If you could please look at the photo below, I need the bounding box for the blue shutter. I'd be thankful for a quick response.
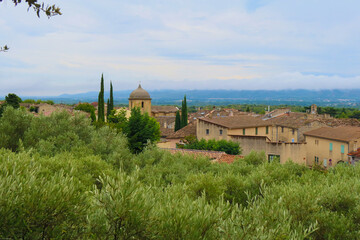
[329,143,333,151]
[341,145,345,154]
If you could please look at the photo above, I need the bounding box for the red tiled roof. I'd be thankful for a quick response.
[348,148,360,157]
[199,115,270,129]
[216,154,243,164]
[164,148,226,160]
[167,122,196,139]
[160,127,174,138]
[304,126,360,142]
[152,105,178,113]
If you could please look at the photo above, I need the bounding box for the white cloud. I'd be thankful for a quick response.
[0,0,360,96]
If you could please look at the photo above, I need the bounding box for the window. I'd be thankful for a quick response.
[243,129,246,135]
[255,127,258,135]
[329,143,333,152]
[292,129,295,135]
[315,140,319,145]
[266,126,269,134]
[341,145,345,154]
[268,155,280,163]
[206,129,209,135]
[141,101,144,108]
[219,129,223,135]
[281,127,284,133]
[315,156,319,164]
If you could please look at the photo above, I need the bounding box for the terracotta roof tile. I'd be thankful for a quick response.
[152,105,178,113]
[304,126,360,142]
[164,148,226,160]
[160,127,175,138]
[166,122,197,139]
[199,115,270,129]
[348,148,360,157]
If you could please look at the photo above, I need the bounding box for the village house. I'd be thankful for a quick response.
[304,126,360,167]
[21,103,74,116]
[195,111,360,165]
[348,148,360,165]
[158,122,197,148]
[196,114,311,164]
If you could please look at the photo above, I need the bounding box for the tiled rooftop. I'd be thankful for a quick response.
[304,126,360,142]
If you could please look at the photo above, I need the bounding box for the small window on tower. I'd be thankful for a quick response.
[142,101,144,108]
[220,129,223,135]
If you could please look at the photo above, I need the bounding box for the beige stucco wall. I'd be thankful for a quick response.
[129,99,151,115]
[266,142,307,165]
[305,135,359,166]
[230,136,307,165]
[274,126,298,143]
[197,120,228,141]
[157,139,179,149]
[228,126,274,139]
[152,112,177,117]
[230,136,268,155]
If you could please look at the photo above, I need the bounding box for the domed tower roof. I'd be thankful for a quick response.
[129,84,151,100]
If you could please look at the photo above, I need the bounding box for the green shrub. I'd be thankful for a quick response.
[0,107,33,151]
[183,138,242,155]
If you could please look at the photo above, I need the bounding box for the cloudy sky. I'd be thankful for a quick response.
[1,0,360,96]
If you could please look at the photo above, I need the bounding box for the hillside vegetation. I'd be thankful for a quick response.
[1,107,360,239]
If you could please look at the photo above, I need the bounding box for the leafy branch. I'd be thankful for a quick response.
[0,45,9,52]
[0,1,61,52]
[0,0,62,18]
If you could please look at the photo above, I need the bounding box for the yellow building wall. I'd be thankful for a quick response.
[129,99,151,115]
[152,112,177,117]
[305,136,357,166]
[197,120,228,141]
[275,126,298,143]
[228,126,274,140]
[157,139,179,149]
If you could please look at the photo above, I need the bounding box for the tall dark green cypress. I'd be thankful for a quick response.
[181,95,188,128]
[109,81,114,114]
[106,98,110,118]
[97,74,105,122]
[175,110,181,131]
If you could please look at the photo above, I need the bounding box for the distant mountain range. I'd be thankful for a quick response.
[23,89,360,107]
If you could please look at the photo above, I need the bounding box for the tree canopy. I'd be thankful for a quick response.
[124,108,160,154]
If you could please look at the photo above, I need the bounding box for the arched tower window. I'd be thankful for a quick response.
[142,101,144,108]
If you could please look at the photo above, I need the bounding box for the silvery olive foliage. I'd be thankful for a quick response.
[1,108,360,239]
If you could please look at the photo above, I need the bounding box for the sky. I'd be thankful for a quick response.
[1,0,360,96]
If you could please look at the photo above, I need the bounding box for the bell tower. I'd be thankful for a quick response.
[128,84,152,114]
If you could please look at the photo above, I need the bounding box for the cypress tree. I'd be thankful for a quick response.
[181,95,188,128]
[97,74,105,122]
[106,98,110,118]
[109,81,114,114]
[175,110,181,131]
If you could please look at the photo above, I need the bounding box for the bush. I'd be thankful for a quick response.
[0,151,89,239]
[183,138,242,155]
[23,111,93,155]
[0,107,33,151]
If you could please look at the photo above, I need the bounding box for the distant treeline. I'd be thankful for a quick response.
[197,104,360,119]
